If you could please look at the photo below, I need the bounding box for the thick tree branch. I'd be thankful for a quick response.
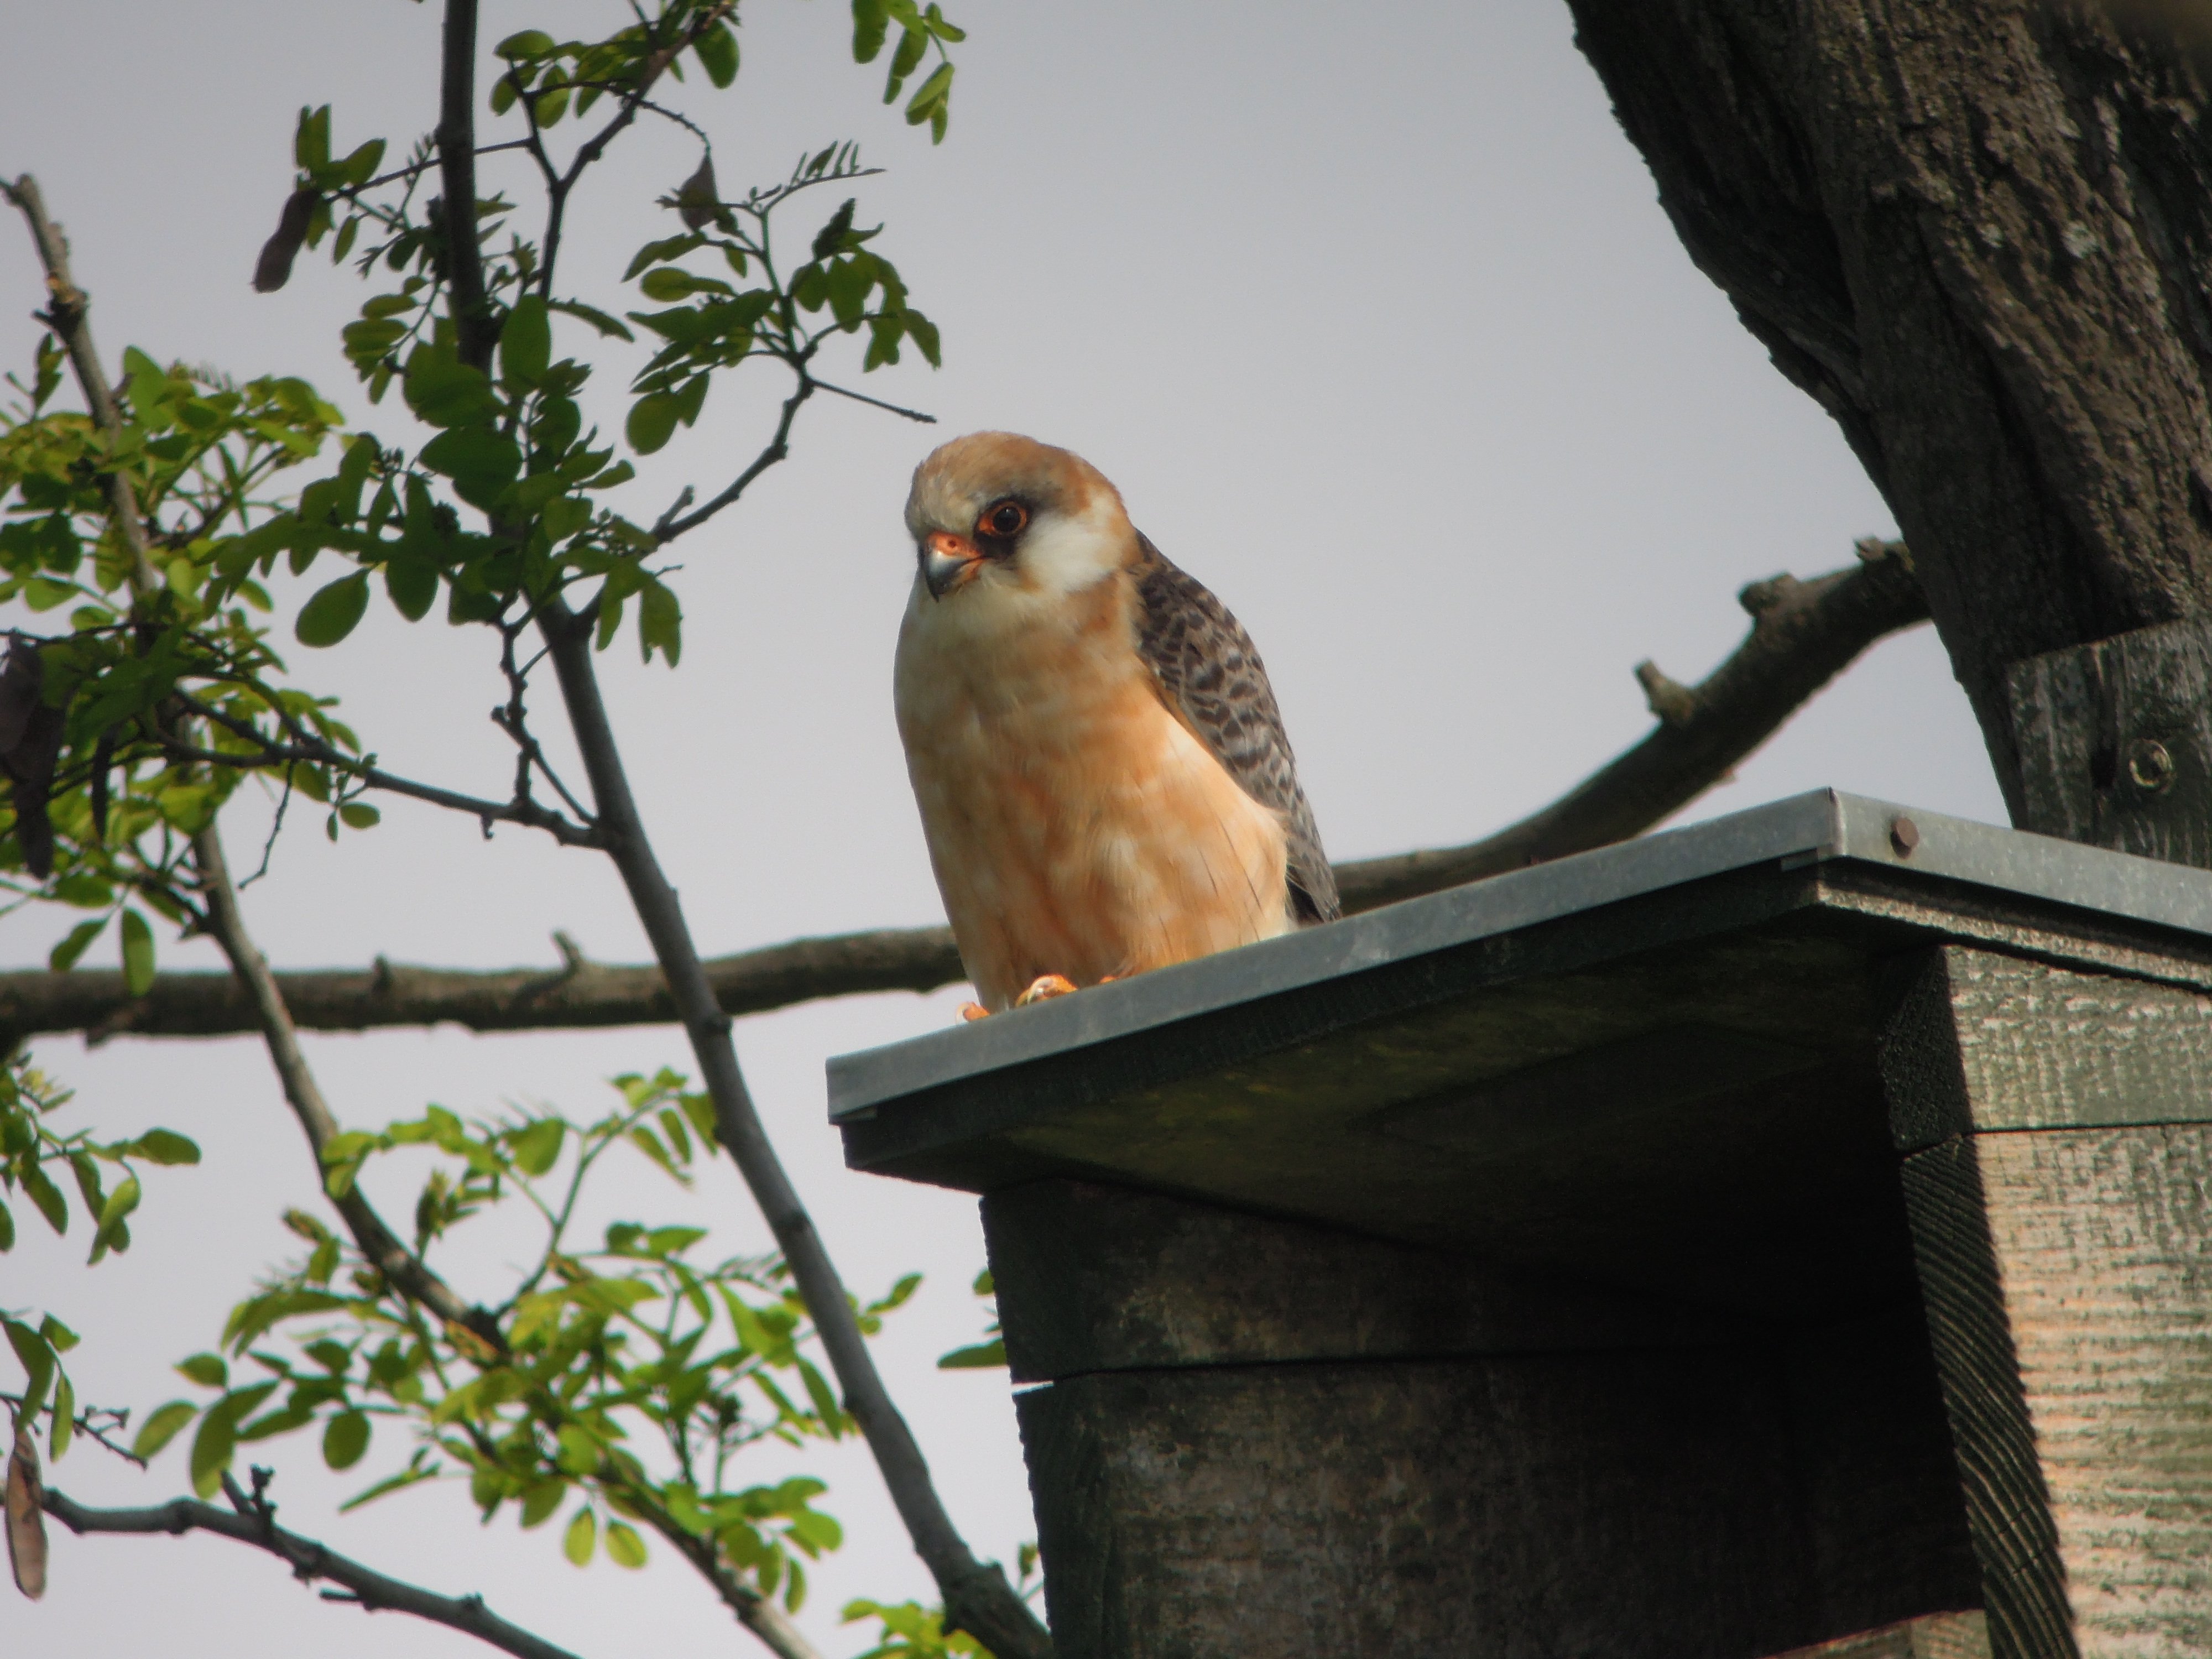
[43,1479,583,1659]
[2,542,1927,1042]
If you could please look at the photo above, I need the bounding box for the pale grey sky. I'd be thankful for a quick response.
[1,3,2003,1656]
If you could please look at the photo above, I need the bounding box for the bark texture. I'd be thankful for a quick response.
[1565,0,2212,826]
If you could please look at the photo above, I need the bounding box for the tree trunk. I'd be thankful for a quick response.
[1564,0,2212,856]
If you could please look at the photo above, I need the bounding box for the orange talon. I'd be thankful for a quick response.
[1014,973,1078,1006]
[956,1001,990,1024]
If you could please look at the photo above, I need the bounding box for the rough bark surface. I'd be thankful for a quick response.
[1564,0,2212,826]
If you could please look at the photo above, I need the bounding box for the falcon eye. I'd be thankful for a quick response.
[978,500,1029,540]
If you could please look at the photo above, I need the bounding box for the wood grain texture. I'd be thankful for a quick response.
[1020,1350,1820,1659]
[1969,1126,2212,1657]
[1882,948,2212,1150]
[1900,1136,2081,1659]
[980,1178,1747,1384]
[1765,1610,1991,1658]
[2010,619,2212,872]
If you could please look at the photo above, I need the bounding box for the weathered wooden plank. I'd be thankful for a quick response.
[1019,1349,1828,1659]
[980,1178,1747,1383]
[1898,1120,2212,1657]
[1882,948,2212,1149]
[1764,1610,1990,1658]
[1968,1126,2212,1657]
[1898,1135,2080,1659]
[2009,620,2212,873]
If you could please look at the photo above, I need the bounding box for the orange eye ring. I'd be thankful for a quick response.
[978,500,1028,539]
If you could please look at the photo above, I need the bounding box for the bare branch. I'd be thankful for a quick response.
[653,371,815,544]
[1331,538,1929,909]
[1,544,1927,1044]
[42,1480,584,1659]
[533,594,1053,1658]
[189,820,504,1349]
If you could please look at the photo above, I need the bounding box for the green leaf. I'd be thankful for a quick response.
[812,199,859,261]
[695,22,739,87]
[564,1507,597,1566]
[547,299,633,342]
[905,62,953,127]
[23,1166,66,1236]
[49,919,105,972]
[91,1174,140,1260]
[295,105,332,171]
[323,1410,371,1470]
[852,0,890,61]
[402,347,499,428]
[511,1118,565,1177]
[495,28,555,59]
[4,1320,55,1418]
[937,1337,1007,1369]
[638,578,681,666]
[128,1129,200,1166]
[0,1201,12,1251]
[338,803,381,830]
[626,394,682,456]
[605,1521,648,1568]
[385,554,439,623]
[500,295,552,389]
[337,139,387,189]
[133,1400,197,1460]
[177,1352,228,1389]
[519,1479,566,1530]
[296,572,371,647]
[119,908,155,997]
[796,1357,844,1436]
[420,426,522,511]
[51,1370,75,1459]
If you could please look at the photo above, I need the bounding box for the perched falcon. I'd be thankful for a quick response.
[894,431,1338,1015]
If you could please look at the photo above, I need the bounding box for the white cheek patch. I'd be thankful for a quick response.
[1014,506,1124,597]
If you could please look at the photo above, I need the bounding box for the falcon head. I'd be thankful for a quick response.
[905,431,1135,602]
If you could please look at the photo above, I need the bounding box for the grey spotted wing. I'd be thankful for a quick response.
[1131,535,1340,923]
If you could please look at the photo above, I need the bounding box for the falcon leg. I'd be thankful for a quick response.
[957,1001,990,1023]
[1015,974,1079,1006]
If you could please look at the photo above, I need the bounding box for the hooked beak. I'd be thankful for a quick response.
[921,530,983,600]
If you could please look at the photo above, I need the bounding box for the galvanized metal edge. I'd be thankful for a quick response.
[826,789,2212,1121]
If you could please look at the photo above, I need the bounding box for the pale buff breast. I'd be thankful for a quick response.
[895,570,1292,1012]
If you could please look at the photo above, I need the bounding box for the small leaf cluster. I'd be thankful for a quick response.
[0,1048,199,1462]
[492,4,743,127]
[851,0,966,141]
[935,1266,1005,1370]
[132,1068,917,1615]
[0,335,378,972]
[843,1546,1043,1657]
[0,1047,200,1268]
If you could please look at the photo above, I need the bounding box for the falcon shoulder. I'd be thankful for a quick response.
[1130,533,1340,924]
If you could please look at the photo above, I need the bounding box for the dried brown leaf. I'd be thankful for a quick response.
[7,1427,48,1599]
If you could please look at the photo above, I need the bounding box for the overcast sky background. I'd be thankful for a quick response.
[2,3,2008,1656]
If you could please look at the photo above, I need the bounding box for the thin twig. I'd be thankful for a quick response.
[42,1482,583,1659]
[809,377,937,424]
[653,371,815,545]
